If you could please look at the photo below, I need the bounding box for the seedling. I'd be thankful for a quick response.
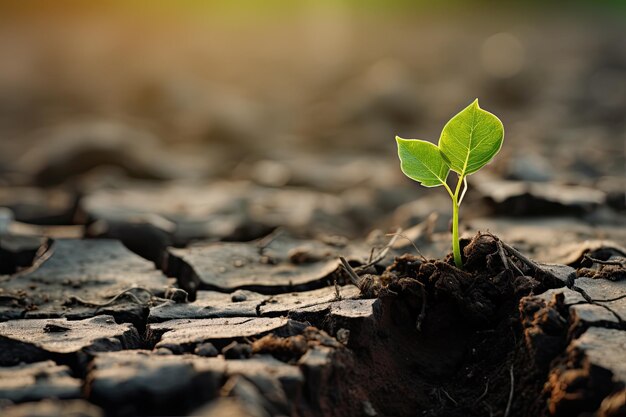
[396,99,504,268]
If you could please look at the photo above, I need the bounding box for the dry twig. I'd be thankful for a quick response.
[355,228,402,272]
[256,228,284,254]
[339,256,362,286]
[384,232,427,262]
[492,236,525,276]
[334,275,342,301]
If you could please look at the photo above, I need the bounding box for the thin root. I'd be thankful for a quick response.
[416,284,427,332]
[590,294,626,303]
[68,287,164,311]
[583,254,626,266]
[474,380,489,404]
[440,388,458,406]
[504,364,515,417]
[569,285,624,325]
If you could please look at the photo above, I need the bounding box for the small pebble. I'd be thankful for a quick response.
[336,328,350,345]
[231,291,248,302]
[156,344,183,354]
[154,347,174,355]
[194,342,219,357]
[222,341,252,359]
[164,287,189,303]
[363,400,377,416]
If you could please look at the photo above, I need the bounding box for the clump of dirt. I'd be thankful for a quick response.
[543,347,617,417]
[577,264,626,281]
[326,232,567,417]
[574,248,626,281]
[251,327,343,363]
[519,293,569,369]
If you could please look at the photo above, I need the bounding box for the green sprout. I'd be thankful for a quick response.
[396,99,504,269]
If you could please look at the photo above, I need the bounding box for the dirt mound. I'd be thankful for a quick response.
[329,233,569,417]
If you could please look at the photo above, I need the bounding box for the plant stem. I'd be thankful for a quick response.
[451,194,462,268]
[451,174,465,269]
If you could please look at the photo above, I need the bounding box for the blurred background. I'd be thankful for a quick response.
[0,1,624,259]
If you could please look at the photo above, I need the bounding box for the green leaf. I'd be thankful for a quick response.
[438,99,504,176]
[396,136,450,187]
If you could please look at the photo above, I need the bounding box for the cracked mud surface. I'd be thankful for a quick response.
[0,230,624,417]
[1,5,626,416]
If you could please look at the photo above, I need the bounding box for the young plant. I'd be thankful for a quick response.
[396,99,504,269]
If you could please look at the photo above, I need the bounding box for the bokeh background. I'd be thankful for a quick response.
[0,1,624,256]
